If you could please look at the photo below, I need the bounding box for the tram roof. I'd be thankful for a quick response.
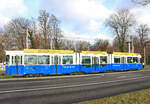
[24,49,74,54]
[113,52,139,56]
[81,51,107,55]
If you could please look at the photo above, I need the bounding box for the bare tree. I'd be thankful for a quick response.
[5,17,31,49]
[0,33,12,62]
[107,9,135,52]
[38,10,50,49]
[136,24,150,54]
[49,14,62,49]
[60,40,75,50]
[131,35,141,53]
[75,41,90,51]
[28,30,34,49]
[132,0,150,5]
[0,34,4,63]
[91,39,110,51]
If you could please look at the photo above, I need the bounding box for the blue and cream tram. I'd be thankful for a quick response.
[5,49,78,75]
[5,49,143,75]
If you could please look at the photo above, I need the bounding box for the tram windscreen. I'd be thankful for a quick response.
[63,56,73,64]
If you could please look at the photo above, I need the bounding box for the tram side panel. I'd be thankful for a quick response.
[111,54,142,71]
[5,52,79,75]
[79,52,109,73]
[23,53,78,75]
[111,54,123,71]
[99,55,110,72]
[79,53,95,73]
[5,51,25,75]
[5,65,24,75]
[57,53,79,74]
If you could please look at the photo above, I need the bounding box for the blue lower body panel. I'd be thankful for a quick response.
[111,64,124,71]
[111,63,142,71]
[79,64,110,73]
[5,63,142,75]
[5,65,79,75]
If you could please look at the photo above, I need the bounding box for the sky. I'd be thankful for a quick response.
[0,0,150,42]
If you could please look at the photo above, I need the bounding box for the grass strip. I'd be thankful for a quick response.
[78,88,150,104]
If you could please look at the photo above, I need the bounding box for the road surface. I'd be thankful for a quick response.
[0,70,150,104]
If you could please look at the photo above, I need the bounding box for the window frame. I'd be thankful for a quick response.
[62,55,73,65]
[100,56,107,64]
[133,57,138,63]
[127,57,133,63]
[81,56,91,65]
[24,55,37,65]
[114,56,121,64]
[6,55,10,65]
[38,55,50,65]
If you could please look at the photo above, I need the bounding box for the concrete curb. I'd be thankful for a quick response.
[0,69,149,81]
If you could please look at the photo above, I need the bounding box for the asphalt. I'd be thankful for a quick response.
[0,70,150,104]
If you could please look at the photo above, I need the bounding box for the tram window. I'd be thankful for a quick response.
[6,55,10,65]
[15,56,21,65]
[21,56,22,64]
[124,57,127,63]
[54,56,58,64]
[121,57,124,63]
[82,56,91,65]
[114,57,120,63]
[59,56,61,64]
[38,55,49,64]
[100,56,107,64]
[51,56,54,64]
[127,57,133,63]
[133,57,138,63]
[92,57,99,64]
[12,56,14,65]
[24,56,28,65]
[15,56,17,64]
[63,56,73,64]
[24,55,37,65]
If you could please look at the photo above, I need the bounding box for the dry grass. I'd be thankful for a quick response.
[78,89,150,104]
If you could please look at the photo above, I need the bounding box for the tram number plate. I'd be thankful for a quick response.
[63,66,75,69]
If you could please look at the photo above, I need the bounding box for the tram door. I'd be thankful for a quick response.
[12,55,22,75]
[93,56,99,72]
[54,56,58,73]
[121,57,125,70]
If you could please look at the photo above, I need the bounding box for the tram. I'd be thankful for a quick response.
[5,49,142,75]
